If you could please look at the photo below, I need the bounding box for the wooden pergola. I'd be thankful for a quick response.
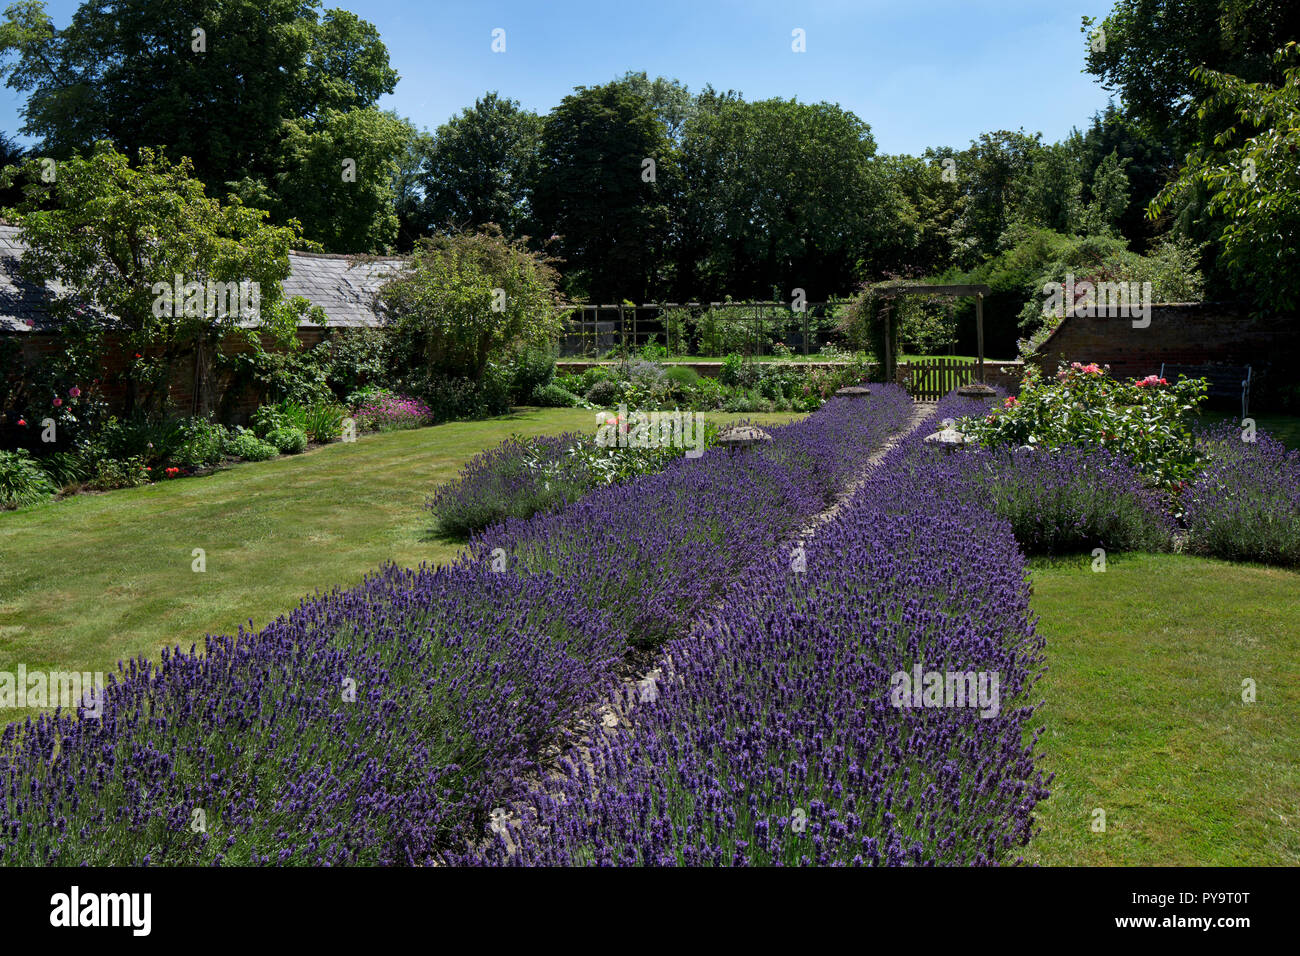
[872,283,992,384]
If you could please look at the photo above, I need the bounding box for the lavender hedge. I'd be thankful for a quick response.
[0,563,628,865]
[427,432,598,537]
[1,387,914,865]
[464,394,1051,866]
[1185,423,1300,566]
[470,388,916,649]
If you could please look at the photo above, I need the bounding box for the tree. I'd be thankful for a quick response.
[1071,103,1178,250]
[949,130,1043,264]
[876,152,961,277]
[1150,43,1300,313]
[1016,141,1085,236]
[379,227,563,383]
[417,93,542,237]
[677,96,902,299]
[531,81,672,302]
[1082,0,1300,151]
[1078,149,1132,236]
[0,0,400,249]
[235,108,414,253]
[618,71,695,143]
[4,141,302,415]
[0,128,25,206]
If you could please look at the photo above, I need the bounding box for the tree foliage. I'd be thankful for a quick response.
[531,80,672,302]
[1151,43,1300,312]
[417,93,542,237]
[4,141,301,414]
[0,0,401,251]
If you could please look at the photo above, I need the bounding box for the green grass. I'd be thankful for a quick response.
[0,406,803,723]
[1026,551,1300,865]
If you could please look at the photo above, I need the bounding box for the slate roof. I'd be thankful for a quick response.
[0,222,407,333]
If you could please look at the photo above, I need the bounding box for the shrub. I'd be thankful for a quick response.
[86,455,150,491]
[380,227,563,381]
[723,388,769,413]
[353,394,432,432]
[663,365,699,389]
[251,401,308,439]
[718,353,746,387]
[529,382,581,407]
[959,362,1207,491]
[322,327,390,400]
[97,414,186,466]
[583,378,621,407]
[228,430,279,462]
[429,433,597,537]
[0,449,57,508]
[690,376,725,410]
[504,345,558,404]
[266,427,309,455]
[172,418,228,469]
[1184,424,1300,566]
[956,445,1174,553]
[430,424,721,538]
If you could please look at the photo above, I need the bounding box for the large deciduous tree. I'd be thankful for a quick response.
[1150,43,1300,313]
[417,93,542,238]
[1083,0,1300,151]
[531,81,672,303]
[0,0,402,251]
[677,95,902,299]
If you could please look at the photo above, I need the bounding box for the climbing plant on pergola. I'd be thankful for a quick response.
[872,282,992,384]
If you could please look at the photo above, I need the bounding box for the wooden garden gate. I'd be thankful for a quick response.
[908,358,976,400]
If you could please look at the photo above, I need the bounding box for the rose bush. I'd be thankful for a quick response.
[958,362,1207,491]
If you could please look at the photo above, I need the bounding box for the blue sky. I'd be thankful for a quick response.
[0,0,1117,156]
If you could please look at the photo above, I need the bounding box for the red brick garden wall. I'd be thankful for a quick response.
[3,327,330,423]
[1027,303,1299,381]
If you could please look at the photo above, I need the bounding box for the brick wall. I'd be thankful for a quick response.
[1027,303,1300,382]
[4,327,331,423]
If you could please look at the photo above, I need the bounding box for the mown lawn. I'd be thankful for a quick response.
[0,406,803,722]
[1026,551,1300,865]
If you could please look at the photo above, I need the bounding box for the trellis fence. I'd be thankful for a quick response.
[558,301,848,358]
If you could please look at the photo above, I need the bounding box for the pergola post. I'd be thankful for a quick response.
[976,292,985,383]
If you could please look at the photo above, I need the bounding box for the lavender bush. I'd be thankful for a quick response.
[465,394,1050,866]
[428,427,717,538]
[1184,423,1300,566]
[949,445,1174,554]
[0,562,627,865]
[1,385,914,865]
[428,433,597,537]
[471,388,917,649]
